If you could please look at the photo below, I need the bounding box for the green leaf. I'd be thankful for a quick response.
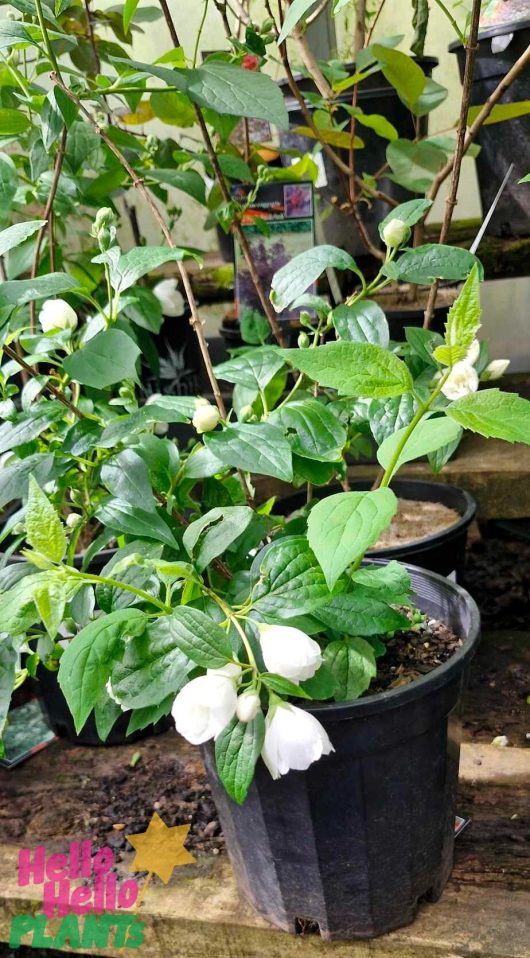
[62,419,102,456]
[214,348,285,391]
[100,246,199,294]
[377,415,463,477]
[0,402,64,454]
[410,77,448,117]
[110,616,192,709]
[307,488,398,589]
[123,0,140,33]
[379,199,432,240]
[26,476,66,562]
[58,608,147,733]
[351,560,411,596]
[94,692,122,743]
[282,342,413,398]
[65,121,100,174]
[428,428,463,473]
[1,272,80,305]
[205,423,293,481]
[387,139,446,192]
[277,0,318,42]
[331,300,389,347]
[0,638,17,743]
[300,661,336,699]
[446,389,530,444]
[183,506,253,571]
[442,263,482,361]
[345,109,397,141]
[251,535,332,618]
[0,220,45,257]
[148,168,206,202]
[33,576,69,639]
[271,245,359,312]
[126,695,174,734]
[369,393,416,445]
[323,637,377,701]
[186,62,289,130]
[316,588,410,635]
[0,453,55,509]
[156,606,234,668]
[405,327,444,365]
[215,713,265,804]
[260,673,311,698]
[468,100,530,126]
[63,329,141,388]
[411,0,429,57]
[390,244,480,285]
[269,397,346,461]
[372,45,426,106]
[96,499,179,549]
[101,449,156,513]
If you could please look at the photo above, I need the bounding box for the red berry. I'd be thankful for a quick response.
[241,53,260,71]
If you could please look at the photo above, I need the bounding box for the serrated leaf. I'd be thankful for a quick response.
[260,673,311,698]
[369,394,416,445]
[186,62,289,130]
[271,245,359,311]
[446,389,530,444]
[307,489,398,589]
[214,348,285,391]
[351,560,411,597]
[57,608,148,732]
[215,713,265,804]
[377,415,462,477]
[96,499,179,549]
[1,273,80,305]
[0,220,45,258]
[63,329,141,388]
[26,476,66,562]
[331,300,389,347]
[101,449,156,513]
[405,326,444,366]
[251,535,332,618]
[110,616,192,709]
[315,588,410,636]
[390,244,480,285]
[155,606,234,668]
[0,402,64,454]
[379,199,432,239]
[323,637,377,701]
[183,506,253,571]
[443,263,482,359]
[269,397,346,462]
[204,423,293,482]
[282,342,413,399]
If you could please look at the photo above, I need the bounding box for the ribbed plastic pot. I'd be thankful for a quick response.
[450,22,530,235]
[35,665,173,746]
[277,479,476,579]
[278,59,438,258]
[203,562,480,940]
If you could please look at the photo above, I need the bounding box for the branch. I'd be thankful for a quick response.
[423,0,482,329]
[51,74,227,419]
[29,127,67,332]
[1,343,85,419]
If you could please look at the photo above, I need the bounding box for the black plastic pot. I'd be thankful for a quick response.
[203,562,480,940]
[279,59,438,258]
[450,21,530,235]
[276,480,476,578]
[35,665,173,747]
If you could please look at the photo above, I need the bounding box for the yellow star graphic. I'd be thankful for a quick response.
[126,812,196,883]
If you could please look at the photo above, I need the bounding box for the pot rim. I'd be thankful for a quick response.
[449,20,530,49]
[304,559,480,720]
[279,478,477,557]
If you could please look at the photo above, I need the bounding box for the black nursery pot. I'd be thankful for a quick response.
[277,479,476,579]
[450,21,530,235]
[35,665,173,747]
[279,58,438,258]
[203,563,480,940]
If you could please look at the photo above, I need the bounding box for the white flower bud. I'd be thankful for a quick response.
[482,358,510,381]
[154,422,169,436]
[153,278,185,318]
[258,623,322,684]
[262,703,334,780]
[65,513,82,530]
[192,403,220,434]
[171,674,237,745]
[441,361,479,401]
[39,299,78,334]
[382,218,410,248]
[236,689,261,722]
[105,679,127,712]
[491,734,509,748]
[465,339,480,365]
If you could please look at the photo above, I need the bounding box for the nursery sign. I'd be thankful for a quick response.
[8,812,195,951]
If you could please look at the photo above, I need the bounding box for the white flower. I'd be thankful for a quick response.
[65,513,82,529]
[39,299,78,333]
[171,674,237,745]
[382,218,409,248]
[153,278,185,317]
[465,339,480,365]
[236,689,261,722]
[441,361,479,401]
[258,623,322,684]
[482,358,510,381]
[262,703,334,780]
[192,403,220,434]
[207,662,242,681]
